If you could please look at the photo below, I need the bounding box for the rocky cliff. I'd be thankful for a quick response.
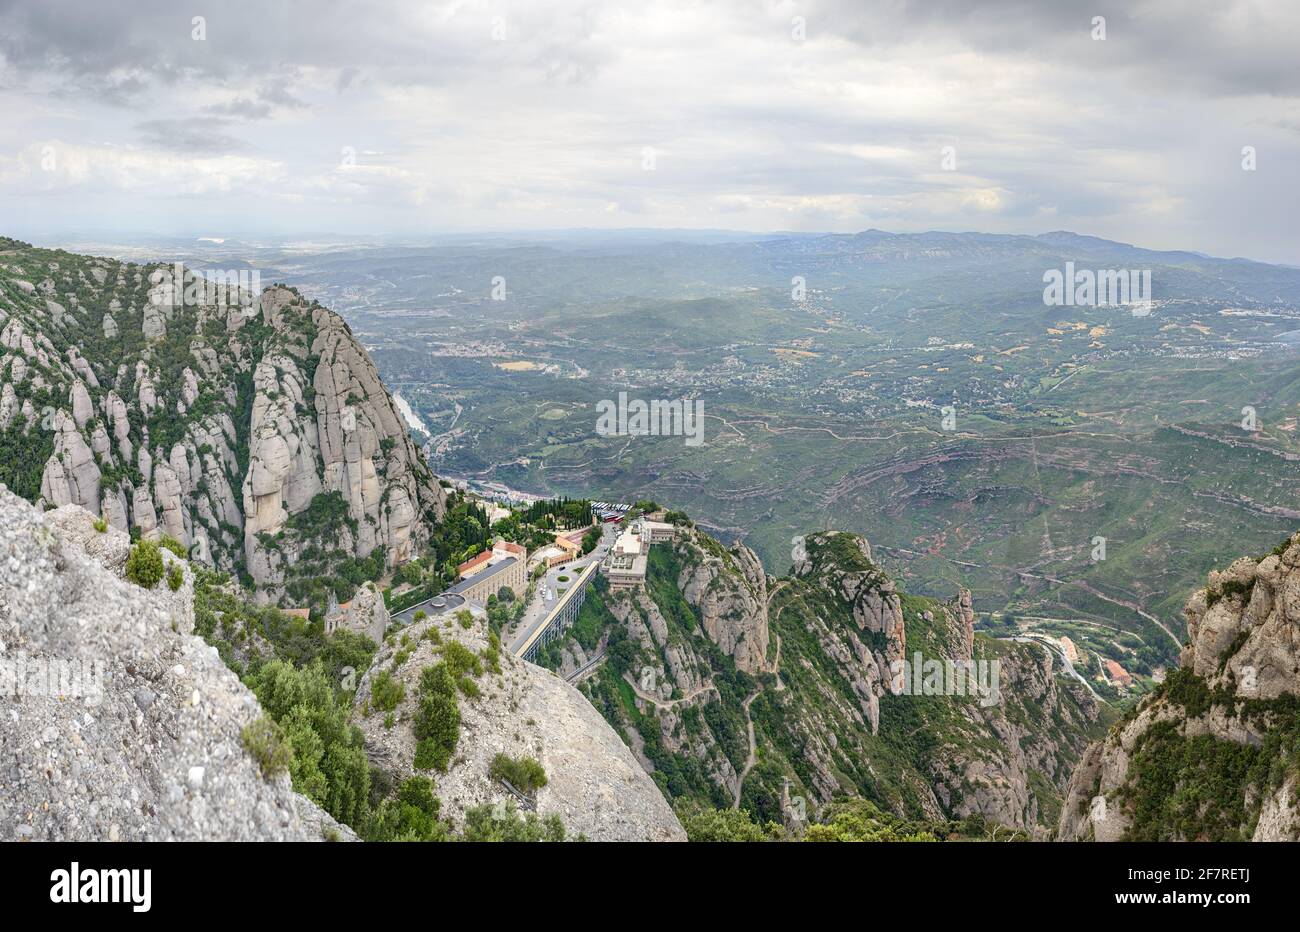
[0,240,445,605]
[1058,532,1300,841]
[543,524,1103,833]
[0,489,350,841]
[674,532,772,675]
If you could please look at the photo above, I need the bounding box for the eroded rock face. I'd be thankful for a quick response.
[0,246,446,601]
[1058,532,1300,841]
[0,490,344,841]
[1254,775,1300,841]
[674,529,771,674]
[581,525,1099,834]
[39,412,102,517]
[794,531,906,669]
[240,287,446,599]
[353,609,686,842]
[330,581,388,645]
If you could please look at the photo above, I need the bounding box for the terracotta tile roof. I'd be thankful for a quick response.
[457,549,493,575]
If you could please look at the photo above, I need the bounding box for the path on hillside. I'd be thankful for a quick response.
[1015,570,1182,648]
[769,634,784,688]
[733,688,761,809]
[624,674,718,710]
[1014,615,1150,645]
[766,580,792,684]
[730,585,793,807]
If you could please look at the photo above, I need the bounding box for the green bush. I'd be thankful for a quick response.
[371,670,406,712]
[242,715,293,778]
[364,776,449,842]
[246,660,371,827]
[460,801,566,841]
[441,641,483,679]
[489,753,548,793]
[167,564,184,592]
[412,663,460,772]
[125,540,165,589]
[677,805,784,841]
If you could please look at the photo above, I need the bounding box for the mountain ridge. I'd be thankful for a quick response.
[0,240,446,608]
[537,523,1107,834]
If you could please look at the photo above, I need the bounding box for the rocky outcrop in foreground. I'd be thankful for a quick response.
[0,489,348,840]
[1058,532,1300,841]
[354,609,686,842]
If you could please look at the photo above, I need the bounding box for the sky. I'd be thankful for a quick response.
[1,0,1298,263]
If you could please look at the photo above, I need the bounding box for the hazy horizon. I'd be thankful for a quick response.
[10,225,1298,271]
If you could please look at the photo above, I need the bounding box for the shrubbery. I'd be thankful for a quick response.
[412,663,460,772]
[125,539,165,588]
[441,640,482,678]
[242,715,292,778]
[246,660,371,827]
[488,753,548,793]
[676,799,944,842]
[158,535,187,559]
[371,670,406,712]
[460,801,566,841]
[363,776,449,842]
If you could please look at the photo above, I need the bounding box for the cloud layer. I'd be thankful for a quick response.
[1,0,1297,262]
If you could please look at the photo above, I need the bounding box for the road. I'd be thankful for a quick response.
[1005,633,1102,700]
[505,524,616,656]
[1014,569,1183,649]
[624,674,719,710]
[564,643,607,685]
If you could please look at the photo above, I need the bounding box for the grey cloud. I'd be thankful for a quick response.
[200,81,308,121]
[4,0,1296,102]
[0,0,598,96]
[202,97,273,120]
[812,0,1300,97]
[257,81,308,110]
[135,118,248,154]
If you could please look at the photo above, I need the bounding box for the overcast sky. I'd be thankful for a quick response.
[2,0,1298,262]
